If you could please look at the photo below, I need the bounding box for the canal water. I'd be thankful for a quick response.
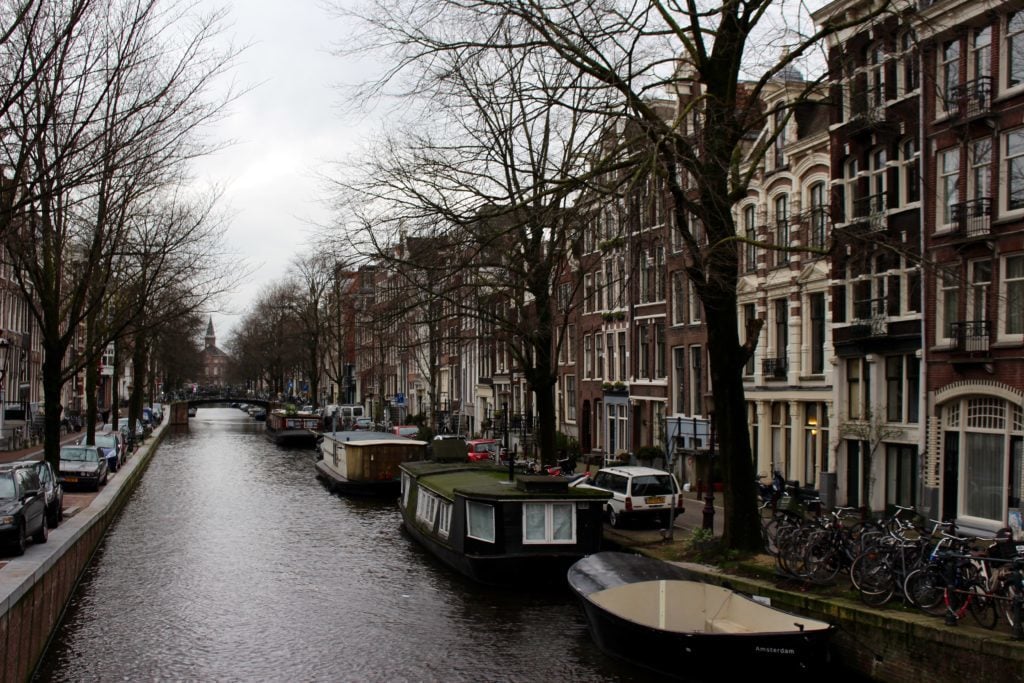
[34,407,646,681]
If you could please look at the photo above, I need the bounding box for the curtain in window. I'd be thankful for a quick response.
[965,432,1005,520]
[552,504,573,541]
[467,502,495,542]
[524,504,546,541]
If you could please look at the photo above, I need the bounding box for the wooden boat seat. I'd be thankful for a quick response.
[706,618,750,634]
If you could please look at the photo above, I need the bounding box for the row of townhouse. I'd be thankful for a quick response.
[342,0,1024,535]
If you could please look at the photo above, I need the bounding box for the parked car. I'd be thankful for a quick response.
[391,425,420,439]
[118,417,147,440]
[466,438,501,462]
[58,444,109,491]
[0,464,48,554]
[81,431,126,472]
[576,466,684,528]
[31,461,63,528]
[352,417,375,431]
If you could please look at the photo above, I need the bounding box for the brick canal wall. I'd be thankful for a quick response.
[0,423,168,683]
[663,561,1024,682]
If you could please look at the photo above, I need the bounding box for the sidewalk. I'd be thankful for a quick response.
[0,425,101,465]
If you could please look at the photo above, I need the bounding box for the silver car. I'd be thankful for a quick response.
[58,445,109,492]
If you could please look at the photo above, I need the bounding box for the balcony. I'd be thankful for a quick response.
[947,78,992,122]
[762,356,788,381]
[851,193,887,232]
[950,320,991,356]
[950,197,992,239]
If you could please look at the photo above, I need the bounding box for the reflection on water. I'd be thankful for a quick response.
[35,407,644,681]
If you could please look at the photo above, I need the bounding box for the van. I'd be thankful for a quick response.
[323,404,365,429]
[576,466,684,528]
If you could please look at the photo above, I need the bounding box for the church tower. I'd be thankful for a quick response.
[205,317,216,350]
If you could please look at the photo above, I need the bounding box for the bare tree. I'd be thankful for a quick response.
[337,0,894,550]
[330,28,609,462]
[0,0,239,468]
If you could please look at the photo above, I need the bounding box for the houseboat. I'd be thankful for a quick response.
[399,460,612,586]
[315,431,426,496]
[265,408,321,448]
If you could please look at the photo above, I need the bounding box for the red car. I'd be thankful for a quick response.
[467,439,502,462]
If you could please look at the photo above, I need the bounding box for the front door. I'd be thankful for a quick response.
[942,431,960,522]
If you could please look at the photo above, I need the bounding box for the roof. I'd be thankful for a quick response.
[596,465,676,477]
[401,461,612,501]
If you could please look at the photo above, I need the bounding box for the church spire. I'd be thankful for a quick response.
[205,316,215,349]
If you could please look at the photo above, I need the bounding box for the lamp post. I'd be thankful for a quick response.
[703,392,716,532]
[0,338,8,447]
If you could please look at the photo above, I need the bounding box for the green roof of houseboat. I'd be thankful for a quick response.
[401,461,611,501]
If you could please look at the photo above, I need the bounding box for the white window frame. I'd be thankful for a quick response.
[565,375,576,422]
[1006,11,1024,92]
[521,502,577,544]
[938,268,961,343]
[938,147,960,229]
[970,137,992,202]
[401,473,411,508]
[1004,128,1024,214]
[416,488,440,526]
[939,39,960,115]
[967,258,991,324]
[466,501,496,543]
[438,501,453,539]
[999,253,1024,341]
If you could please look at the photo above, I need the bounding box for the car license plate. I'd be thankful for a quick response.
[646,496,665,505]
[63,476,78,483]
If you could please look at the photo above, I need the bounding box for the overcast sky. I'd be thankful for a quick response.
[194,0,369,347]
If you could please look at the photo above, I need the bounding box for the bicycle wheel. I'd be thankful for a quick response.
[904,567,946,615]
[968,586,999,629]
[852,550,894,606]
[804,533,841,585]
[761,517,781,556]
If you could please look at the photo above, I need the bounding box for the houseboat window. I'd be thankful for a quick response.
[522,503,576,544]
[438,501,453,539]
[416,490,439,526]
[401,473,411,508]
[466,501,495,543]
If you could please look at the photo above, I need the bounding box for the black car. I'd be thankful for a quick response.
[0,464,48,555]
[32,460,64,528]
[58,444,109,491]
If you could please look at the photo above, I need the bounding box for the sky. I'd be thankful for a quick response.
[192,0,371,347]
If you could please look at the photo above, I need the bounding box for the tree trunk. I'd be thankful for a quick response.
[42,340,65,470]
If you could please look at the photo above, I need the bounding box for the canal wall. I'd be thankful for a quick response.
[0,422,169,683]
[638,553,1024,682]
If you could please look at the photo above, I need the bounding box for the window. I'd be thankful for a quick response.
[674,347,686,412]
[595,334,604,379]
[584,335,592,378]
[773,108,785,168]
[466,501,495,542]
[744,204,757,271]
[885,356,904,423]
[690,346,703,416]
[584,275,593,313]
[847,358,864,420]
[809,293,825,375]
[886,444,918,508]
[968,259,991,323]
[1009,12,1024,89]
[1006,128,1024,211]
[567,324,576,363]
[809,183,827,250]
[607,332,616,381]
[639,249,650,302]
[522,503,575,544]
[773,194,789,267]
[773,298,788,363]
[970,138,991,202]
[940,39,960,113]
[943,397,1024,524]
[637,324,649,379]
[973,27,991,80]
[939,268,961,341]
[654,245,665,301]
[868,148,887,216]
[688,280,702,323]
[416,489,440,526]
[771,402,791,479]
[672,271,686,325]
[566,375,576,421]
[900,139,920,205]
[1003,254,1024,337]
[618,332,626,381]
[402,473,411,508]
[438,501,453,539]
[655,323,666,378]
[867,44,885,110]
[743,304,756,376]
[939,148,960,226]
[899,31,918,95]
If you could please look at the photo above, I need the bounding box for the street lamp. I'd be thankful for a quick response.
[703,392,716,532]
